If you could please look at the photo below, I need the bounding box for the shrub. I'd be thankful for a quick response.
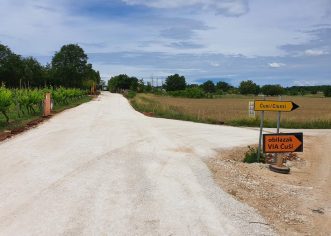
[261,84,285,96]
[243,146,265,163]
[125,90,137,99]
[167,87,207,98]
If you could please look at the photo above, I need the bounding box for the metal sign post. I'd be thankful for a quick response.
[257,95,265,162]
[254,97,302,173]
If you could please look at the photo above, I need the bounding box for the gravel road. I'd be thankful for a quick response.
[0,92,275,235]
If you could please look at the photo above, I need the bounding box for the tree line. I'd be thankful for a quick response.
[0,43,100,89]
[108,73,331,97]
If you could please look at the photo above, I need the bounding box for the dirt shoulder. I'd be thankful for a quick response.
[206,133,331,236]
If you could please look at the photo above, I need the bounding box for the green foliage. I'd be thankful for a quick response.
[0,88,90,131]
[125,90,137,99]
[201,80,216,93]
[324,86,331,97]
[130,96,199,123]
[51,44,100,88]
[108,74,138,92]
[261,84,285,96]
[0,44,24,87]
[0,43,100,89]
[216,81,232,92]
[145,82,152,92]
[164,74,186,91]
[167,87,207,98]
[0,87,86,123]
[0,86,12,122]
[243,146,264,163]
[51,87,86,105]
[239,80,260,95]
[137,79,145,92]
[227,117,331,129]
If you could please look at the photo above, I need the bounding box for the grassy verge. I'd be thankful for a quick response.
[128,93,331,129]
[227,117,331,129]
[0,96,92,132]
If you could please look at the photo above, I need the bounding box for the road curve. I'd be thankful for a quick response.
[0,92,275,235]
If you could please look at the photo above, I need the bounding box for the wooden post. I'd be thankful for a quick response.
[43,93,51,117]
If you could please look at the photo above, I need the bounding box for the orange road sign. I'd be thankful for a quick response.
[263,133,303,153]
[254,100,299,112]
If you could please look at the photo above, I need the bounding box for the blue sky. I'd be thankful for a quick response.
[0,0,330,86]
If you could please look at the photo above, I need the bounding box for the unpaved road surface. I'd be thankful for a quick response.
[0,92,277,235]
[208,131,331,236]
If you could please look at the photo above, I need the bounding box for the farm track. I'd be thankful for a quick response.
[0,92,326,235]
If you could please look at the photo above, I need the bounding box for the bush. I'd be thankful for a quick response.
[261,84,285,96]
[167,87,206,98]
[243,146,265,163]
[125,90,137,99]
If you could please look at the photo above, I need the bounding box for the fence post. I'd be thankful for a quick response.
[43,93,51,117]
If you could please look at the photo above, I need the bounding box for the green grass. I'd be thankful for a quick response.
[0,96,92,132]
[227,117,331,129]
[130,96,200,123]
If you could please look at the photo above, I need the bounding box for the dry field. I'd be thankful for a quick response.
[131,94,331,128]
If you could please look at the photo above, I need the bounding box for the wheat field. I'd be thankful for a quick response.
[132,94,331,127]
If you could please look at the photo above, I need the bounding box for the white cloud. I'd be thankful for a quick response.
[268,62,286,68]
[293,80,316,86]
[304,49,329,56]
[209,62,220,67]
[121,0,249,16]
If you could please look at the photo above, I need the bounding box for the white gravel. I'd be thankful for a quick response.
[0,92,275,235]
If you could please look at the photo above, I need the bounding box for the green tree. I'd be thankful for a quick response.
[216,81,231,92]
[261,84,285,96]
[239,80,260,95]
[164,74,186,91]
[21,57,45,87]
[324,86,331,97]
[0,44,24,87]
[108,74,138,92]
[137,79,145,92]
[202,80,215,93]
[51,44,89,88]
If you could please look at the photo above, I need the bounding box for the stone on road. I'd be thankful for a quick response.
[0,92,275,235]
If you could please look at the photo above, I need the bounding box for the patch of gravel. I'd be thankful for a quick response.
[206,146,320,235]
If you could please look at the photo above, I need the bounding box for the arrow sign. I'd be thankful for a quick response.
[254,100,299,112]
[263,133,303,153]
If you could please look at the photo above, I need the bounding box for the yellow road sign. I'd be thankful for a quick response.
[254,100,299,112]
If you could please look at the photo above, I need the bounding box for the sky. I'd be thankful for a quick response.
[0,0,331,86]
